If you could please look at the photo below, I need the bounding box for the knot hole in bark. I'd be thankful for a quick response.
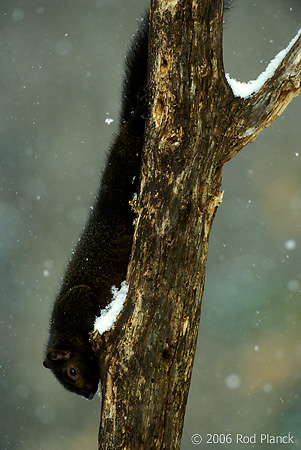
[154,96,164,124]
[160,56,168,74]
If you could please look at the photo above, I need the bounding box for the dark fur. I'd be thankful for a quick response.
[43,16,149,399]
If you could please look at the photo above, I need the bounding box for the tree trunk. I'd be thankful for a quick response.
[92,1,301,448]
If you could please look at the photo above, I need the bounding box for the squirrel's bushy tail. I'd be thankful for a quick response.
[120,13,149,126]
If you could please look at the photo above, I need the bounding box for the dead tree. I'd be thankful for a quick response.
[92,1,301,448]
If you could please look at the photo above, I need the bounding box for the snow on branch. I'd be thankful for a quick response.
[223,29,301,162]
[227,28,301,99]
[94,281,128,334]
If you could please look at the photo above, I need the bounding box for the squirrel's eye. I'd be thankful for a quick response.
[69,367,77,377]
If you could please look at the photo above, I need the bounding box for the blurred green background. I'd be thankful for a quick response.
[0,0,300,449]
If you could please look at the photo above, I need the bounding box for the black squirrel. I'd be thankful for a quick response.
[43,3,231,400]
[43,16,149,400]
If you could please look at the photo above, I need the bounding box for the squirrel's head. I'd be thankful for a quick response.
[43,347,100,400]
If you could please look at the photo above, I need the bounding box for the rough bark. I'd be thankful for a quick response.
[92,1,301,449]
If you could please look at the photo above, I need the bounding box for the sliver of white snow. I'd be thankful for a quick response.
[226,28,301,98]
[94,281,129,334]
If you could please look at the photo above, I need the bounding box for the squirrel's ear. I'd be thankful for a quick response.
[43,359,51,369]
[47,350,71,362]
